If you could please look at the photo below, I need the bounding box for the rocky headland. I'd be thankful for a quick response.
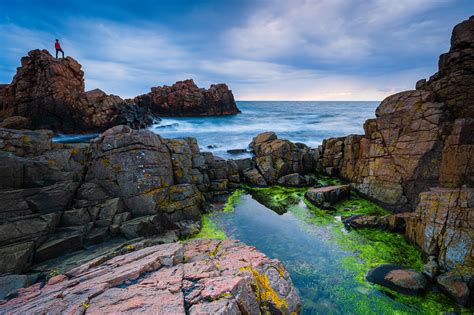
[0,15,473,312]
[0,50,240,133]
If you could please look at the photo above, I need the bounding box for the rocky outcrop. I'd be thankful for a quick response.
[315,16,474,212]
[0,239,301,314]
[313,16,474,282]
[0,126,241,274]
[129,79,240,116]
[249,132,316,185]
[0,50,239,133]
[0,50,153,133]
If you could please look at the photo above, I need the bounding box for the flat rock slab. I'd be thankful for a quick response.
[305,185,350,209]
[366,263,428,296]
[0,239,301,314]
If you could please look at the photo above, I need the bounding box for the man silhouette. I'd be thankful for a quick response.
[55,39,64,59]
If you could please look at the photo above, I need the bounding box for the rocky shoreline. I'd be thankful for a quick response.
[0,15,472,313]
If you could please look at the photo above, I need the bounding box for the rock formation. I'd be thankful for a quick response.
[0,50,153,132]
[0,239,301,314]
[0,50,239,133]
[314,16,474,297]
[130,79,240,116]
[246,131,316,186]
[0,126,240,274]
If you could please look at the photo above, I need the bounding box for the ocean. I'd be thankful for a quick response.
[150,101,379,159]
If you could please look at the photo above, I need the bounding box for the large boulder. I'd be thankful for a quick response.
[129,79,240,116]
[250,132,316,185]
[0,239,301,315]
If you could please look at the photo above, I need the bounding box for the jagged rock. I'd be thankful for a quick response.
[366,264,429,295]
[0,50,153,133]
[405,187,474,272]
[421,16,474,119]
[242,168,267,186]
[0,239,300,314]
[436,272,472,306]
[129,79,240,116]
[305,185,350,209]
[250,132,316,184]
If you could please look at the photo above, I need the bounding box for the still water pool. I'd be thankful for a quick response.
[198,186,467,314]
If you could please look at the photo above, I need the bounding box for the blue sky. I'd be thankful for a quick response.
[0,0,472,100]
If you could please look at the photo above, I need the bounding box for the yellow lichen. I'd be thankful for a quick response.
[47,159,57,166]
[240,265,288,311]
[70,148,79,156]
[102,159,110,167]
[82,302,90,310]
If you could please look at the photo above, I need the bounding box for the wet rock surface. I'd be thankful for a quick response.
[366,264,429,296]
[0,239,300,314]
[0,126,242,273]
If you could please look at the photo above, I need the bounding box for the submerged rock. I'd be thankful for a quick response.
[366,264,429,296]
[305,185,350,209]
[436,272,472,306]
[0,239,301,314]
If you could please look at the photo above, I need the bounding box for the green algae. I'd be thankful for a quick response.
[333,192,389,216]
[239,183,469,313]
[313,174,342,186]
[187,215,226,240]
[222,188,245,212]
[246,185,307,214]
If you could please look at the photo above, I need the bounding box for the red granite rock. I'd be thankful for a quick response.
[0,239,300,314]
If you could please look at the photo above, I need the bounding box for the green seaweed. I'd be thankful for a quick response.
[222,188,245,212]
[188,215,226,240]
[246,185,307,214]
[334,192,389,216]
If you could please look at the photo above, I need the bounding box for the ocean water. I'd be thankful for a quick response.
[150,101,379,159]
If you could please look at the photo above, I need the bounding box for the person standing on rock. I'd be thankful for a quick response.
[55,39,64,59]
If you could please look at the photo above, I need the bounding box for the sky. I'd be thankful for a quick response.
[0,0,472,101]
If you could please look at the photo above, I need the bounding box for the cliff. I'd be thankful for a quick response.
[0,51,239,133]
[315,16,474,278]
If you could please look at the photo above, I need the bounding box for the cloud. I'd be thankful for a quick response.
[224,0,455,65]
[0,0,471,101]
